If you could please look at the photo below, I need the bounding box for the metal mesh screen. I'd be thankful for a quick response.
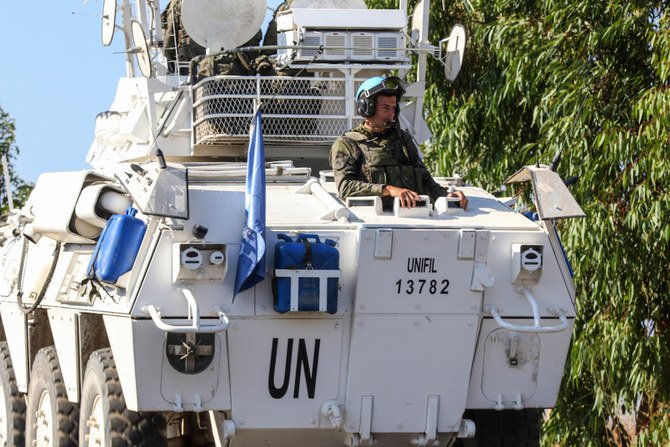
[193,76,363,146]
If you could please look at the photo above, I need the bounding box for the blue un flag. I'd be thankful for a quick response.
[234,107,266,295]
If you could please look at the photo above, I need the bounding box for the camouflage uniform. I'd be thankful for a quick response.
[161,0,206,72]
[161,0,263,73]
[197,43,273,80]
[330,125,447,202]
[263,1,293,48]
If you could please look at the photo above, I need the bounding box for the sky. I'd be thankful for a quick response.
[0,0,283,183]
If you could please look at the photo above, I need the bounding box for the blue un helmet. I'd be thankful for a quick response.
[355,76,406,117]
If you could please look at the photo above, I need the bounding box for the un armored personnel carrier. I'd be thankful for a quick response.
[0,0,584,446]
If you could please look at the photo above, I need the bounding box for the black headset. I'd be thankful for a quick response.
[356,92,403,118]
[356,94,375,117]
[356,77,405,118]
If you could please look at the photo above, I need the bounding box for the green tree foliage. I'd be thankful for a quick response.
[364,0,670,445]
[0,105,32,214]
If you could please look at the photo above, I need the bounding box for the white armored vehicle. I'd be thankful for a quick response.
[0,0,584,445]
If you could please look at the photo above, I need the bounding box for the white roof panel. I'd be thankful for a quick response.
[260,183,540,231]
[192,181,539,231]
[287,9,406,30]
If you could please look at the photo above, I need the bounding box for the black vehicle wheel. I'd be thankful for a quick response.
[0,341,25,446]
[79,348,166,447]
[456,409,541,447]
[25,346,78,447]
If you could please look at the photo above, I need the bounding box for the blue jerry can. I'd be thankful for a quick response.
[273,233,339,314]
[87,207,147,283]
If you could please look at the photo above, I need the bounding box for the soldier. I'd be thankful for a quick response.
[262,0,293,48]
[161,0,264,75]
[161,0,206,73]
[330,76,468,209]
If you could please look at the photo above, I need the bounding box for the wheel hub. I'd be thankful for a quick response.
[35,389,54,447]
[85,395,105,446]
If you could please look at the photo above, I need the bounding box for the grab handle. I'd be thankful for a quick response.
[485,287,570,333]
[142,287,229,333]
[296,233,321,244]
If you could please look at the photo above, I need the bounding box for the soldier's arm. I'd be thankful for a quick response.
[415,158,468,208]
[330,138,384,200]
[402,133,447,200]
[416,157,448,201]
[402,133,468,208]
[416,158,470,208]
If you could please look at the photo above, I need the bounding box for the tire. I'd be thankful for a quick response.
[25,346,78,447]
[456,409,541,447]
[0,341,25,446]
[79,348,166,447]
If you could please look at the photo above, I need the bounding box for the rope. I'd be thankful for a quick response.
[17,241,62,315]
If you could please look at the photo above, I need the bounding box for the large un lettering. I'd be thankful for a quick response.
[268,338,321,399]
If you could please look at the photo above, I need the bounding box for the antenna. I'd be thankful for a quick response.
[441,25,467,81]
[549,148,562,171]
[156,149,167,169]
[71,11,103,18]
[131,21,152,77]
[180,0,267,53]
[1,155,14,212]
[410,0,425,43]
[113,46,142,54]
[101,0,117,46]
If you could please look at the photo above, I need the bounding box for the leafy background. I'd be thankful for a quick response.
[0,106,31,214]
[367,0,670,445]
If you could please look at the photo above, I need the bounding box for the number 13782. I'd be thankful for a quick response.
[395,279,450,295]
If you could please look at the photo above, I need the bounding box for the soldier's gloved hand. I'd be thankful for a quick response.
[448,190,468,210]
[382,185,421,208]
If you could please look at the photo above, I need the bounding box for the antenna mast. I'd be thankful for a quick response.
[1,154,15,212]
